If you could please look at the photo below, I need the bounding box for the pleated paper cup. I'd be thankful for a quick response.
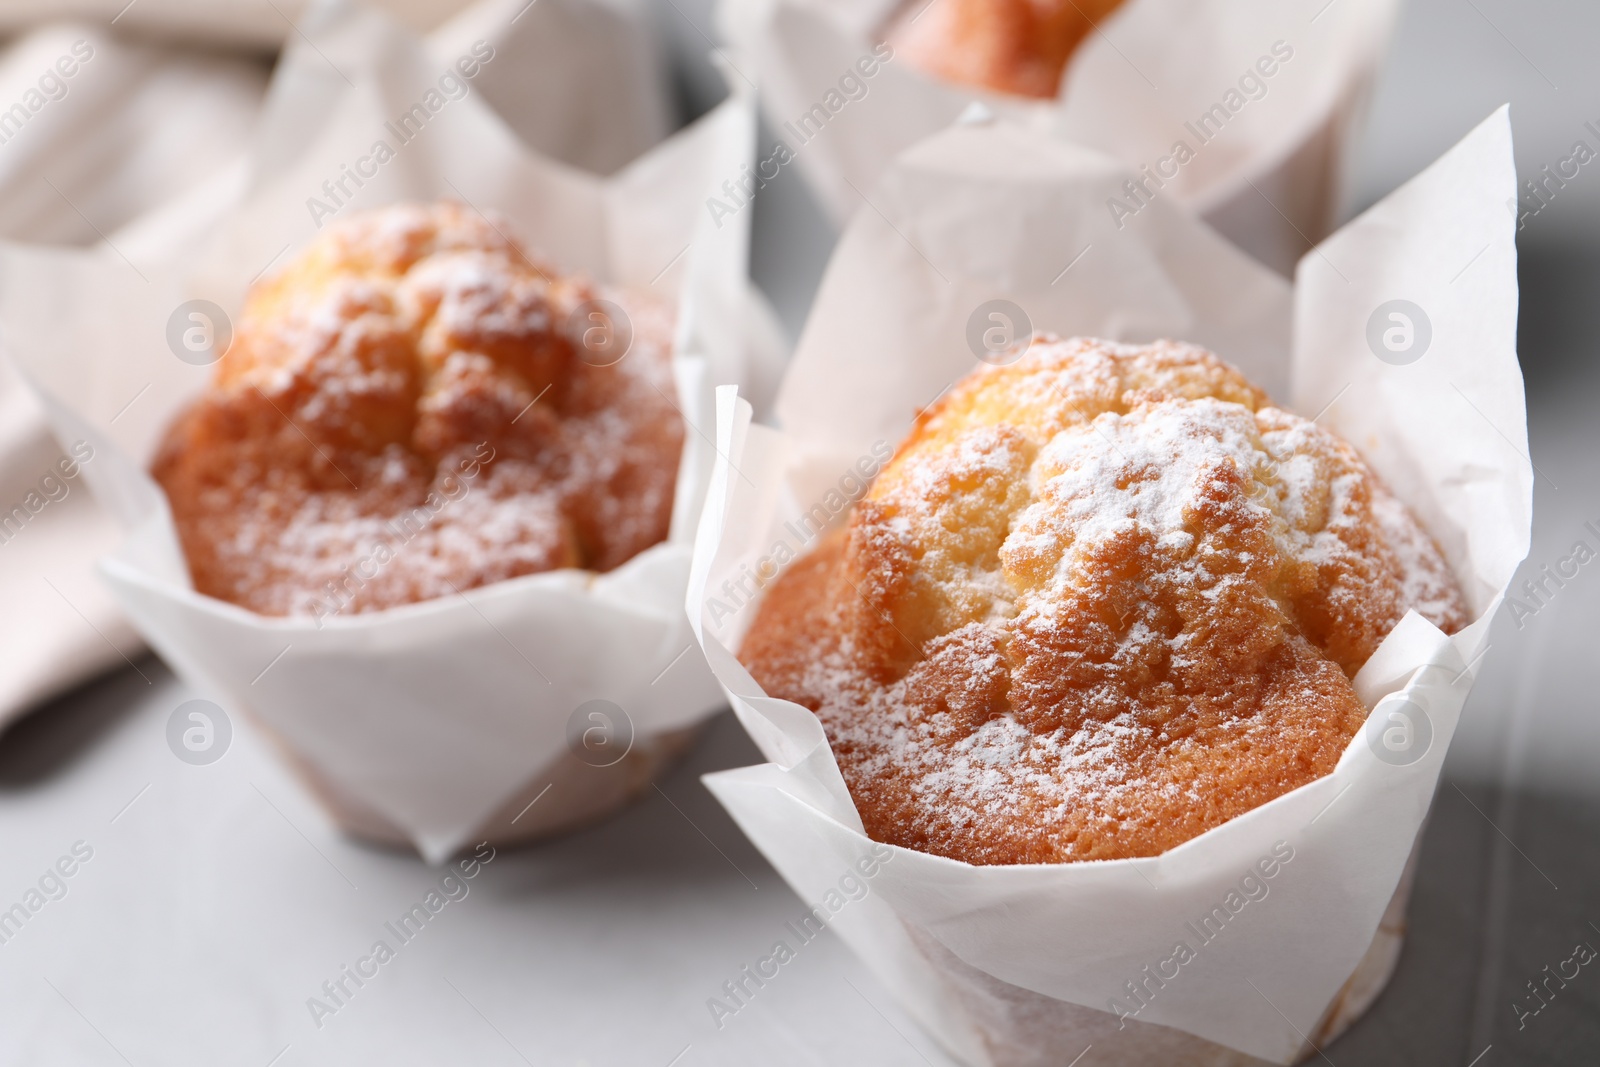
[0,0,776,863]
[687,109,1528,1064]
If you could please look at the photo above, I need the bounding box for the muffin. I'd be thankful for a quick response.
[886,0,1128,99]
[739,337,1467,865]
[153,202,682,618]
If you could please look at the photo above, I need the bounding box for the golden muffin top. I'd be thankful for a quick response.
[741,337,1466,864]
[155,202,682,617]
[887,0,1127,99]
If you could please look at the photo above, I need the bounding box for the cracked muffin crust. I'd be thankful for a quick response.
[740,337,1466,865]
[153,202,682,617]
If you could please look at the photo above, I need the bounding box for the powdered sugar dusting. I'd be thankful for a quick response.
[154,202,683,618]
[741,337,1469,864]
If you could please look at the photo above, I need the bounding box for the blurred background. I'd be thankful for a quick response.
[0,0,1594,1063]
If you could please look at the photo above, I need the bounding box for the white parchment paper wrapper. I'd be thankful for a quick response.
[430,0,673,176]
[687,108,1529,1064]
[0,0,767,864]
[717,0,1398,274]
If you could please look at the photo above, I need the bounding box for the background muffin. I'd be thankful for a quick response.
[886,0,1127,98]
[153,202,683,618]
[741,337,1467,865]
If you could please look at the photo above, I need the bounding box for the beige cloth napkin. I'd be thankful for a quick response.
[0,0,475,47]
[0,24,266,723]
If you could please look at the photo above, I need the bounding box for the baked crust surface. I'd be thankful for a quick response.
[740,338,1467,864]
[887,0,1128,99]
[154,202,682,617]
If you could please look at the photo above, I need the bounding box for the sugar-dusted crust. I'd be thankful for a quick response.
[740,338,1467,865]
[153,202,682,617]
[885,0,1127,99]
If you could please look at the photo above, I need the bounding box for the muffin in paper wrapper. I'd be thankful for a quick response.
[687,108,1529,1064]
[717,0,1399,275]
[0,0,775,863]
[0,0,678,732]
